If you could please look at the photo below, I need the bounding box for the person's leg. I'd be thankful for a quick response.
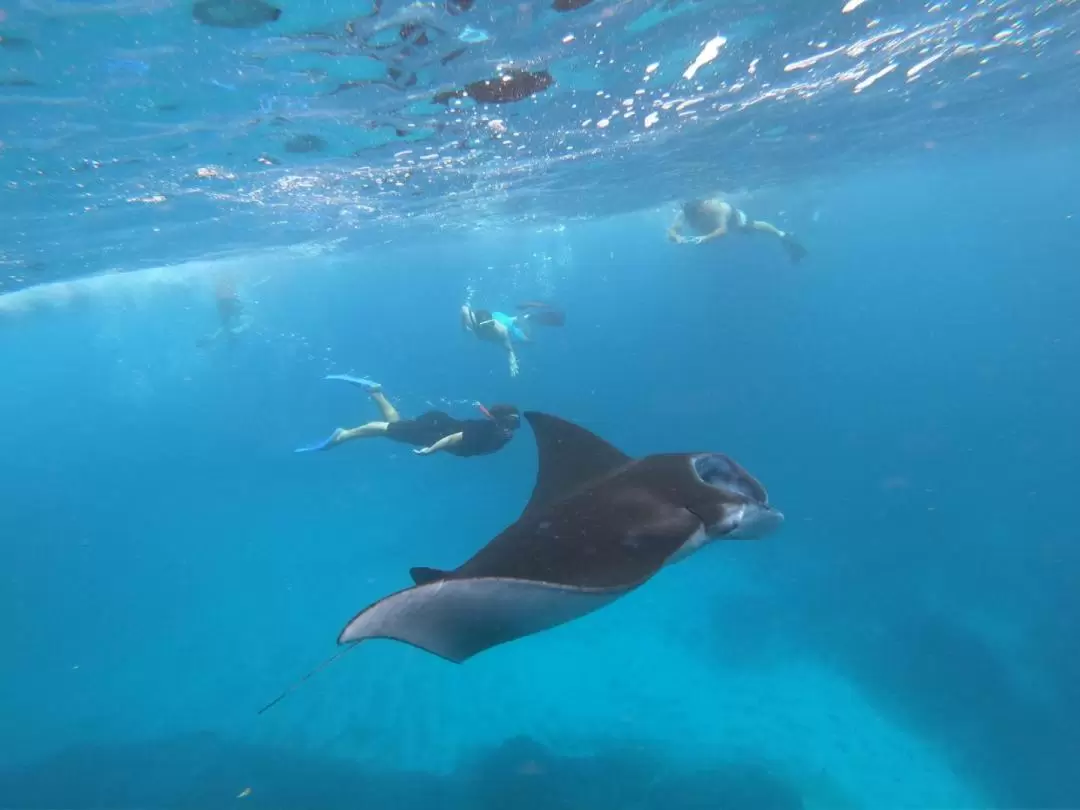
[510,315,533,342]
[749,219,785,238]
[370,391,400,423]
[748,220,807,263]
[336,421,390,442]
[322,375,396,419]
[295,421,389,453]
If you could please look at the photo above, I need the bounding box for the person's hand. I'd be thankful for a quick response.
[413,446,433,456]
[668,231,685,244]
[687,235,704,245]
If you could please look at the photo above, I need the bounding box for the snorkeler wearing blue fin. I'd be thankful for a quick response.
[460,302,565,377]
[295,435,340,454]
[296,376,521,457]
[668,198,807,264]
[323,374,381,390]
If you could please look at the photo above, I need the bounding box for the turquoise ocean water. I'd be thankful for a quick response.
[2,1,1079,808]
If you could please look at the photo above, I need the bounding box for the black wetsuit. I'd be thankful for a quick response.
[386,411,513,457]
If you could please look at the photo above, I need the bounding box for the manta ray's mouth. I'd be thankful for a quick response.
[691,453,769,504]
[726,501,784,539]
[689,453,782,539]
[686,501,783,540]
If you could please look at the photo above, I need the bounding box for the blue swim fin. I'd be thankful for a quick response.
[324,374,381,392]
[295,433,339,453]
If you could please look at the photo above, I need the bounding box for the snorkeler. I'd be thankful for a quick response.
[460,302,565,377]
[196,278,252,348]
[668,198,807,264]
[295,375,521,457]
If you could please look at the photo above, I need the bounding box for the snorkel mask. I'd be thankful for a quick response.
[476,402,521,429]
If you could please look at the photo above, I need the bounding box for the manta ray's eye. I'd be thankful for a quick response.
[692,454,767,504]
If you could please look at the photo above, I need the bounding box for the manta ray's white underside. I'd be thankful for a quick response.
[338,577,636,663]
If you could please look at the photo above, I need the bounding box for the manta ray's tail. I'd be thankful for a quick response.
[257,643,360,715]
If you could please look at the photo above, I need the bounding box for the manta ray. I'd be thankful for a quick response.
[260,412,781,713]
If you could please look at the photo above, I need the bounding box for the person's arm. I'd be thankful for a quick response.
[494,322,520,376]
[692,201,735,244]
[693,224,728,244]
[414,432,464,455]
[695,206,732,243]
[667,212,686,243]
[196,327,224,348]
[506,337,520,377]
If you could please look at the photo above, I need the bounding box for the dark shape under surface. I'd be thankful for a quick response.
[553,0,595,11]
[284,133,328,153]
[192,0,282,29]
[434,69,555,105]
[0,34,34,50]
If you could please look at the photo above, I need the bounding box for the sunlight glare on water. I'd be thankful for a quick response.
[1,0,1078,289]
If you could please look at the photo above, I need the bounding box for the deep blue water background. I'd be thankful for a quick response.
[3,145,1080,808]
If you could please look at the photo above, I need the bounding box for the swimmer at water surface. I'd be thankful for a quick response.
[668,198,807,264]
[196,278,252,348]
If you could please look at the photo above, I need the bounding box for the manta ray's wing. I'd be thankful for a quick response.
[337,577,635,663]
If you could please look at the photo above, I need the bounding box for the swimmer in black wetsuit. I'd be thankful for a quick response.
[295,375,520,457]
